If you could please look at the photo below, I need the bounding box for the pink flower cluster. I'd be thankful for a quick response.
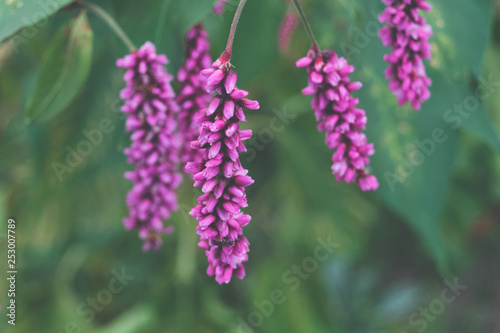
[186,54,259,284]
[378,0,433,110]
[297,48,379,191]
[117,42,182,251]
[177,24,212,169]
[278,10,298,54]
[213,0,230,15]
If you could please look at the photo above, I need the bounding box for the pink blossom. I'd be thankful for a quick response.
[213,0,230,15]
[187,55,259,284]
[278,10,298,54]
[177,24,212,170]
[117,42,181,251]
[297,48,379,191]
[379,0,433,110]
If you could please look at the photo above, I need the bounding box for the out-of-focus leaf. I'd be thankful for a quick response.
[53,244,93,332]
[93,304,156,333]
[26,11,93,123]
[169,0,215,36]
[448,83,500,154]
[353,0,496,272]
[362,62,459,273]
[0,0,74,43]
[431,0,493,77]
[430,0,500,153]
[376,284,420,320]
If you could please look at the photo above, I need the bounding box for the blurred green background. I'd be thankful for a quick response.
[1,0,500,332]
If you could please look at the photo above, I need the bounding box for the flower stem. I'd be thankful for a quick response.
[80,1,136,52]
[220,0,247,64]
[291,0,319,51]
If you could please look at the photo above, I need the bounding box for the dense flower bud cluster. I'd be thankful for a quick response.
[297,48,379,191]
[177,24,212,169]
[117,42,182,251]
[187,55,259,284]
[379,0,433,110]
[278,10,298,54]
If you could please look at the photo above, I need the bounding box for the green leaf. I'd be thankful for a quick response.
[431,0,493,77]
[361,72,459,274]
[93,304,156,333]
[0,0,74,43]
[443,78,500,154]
[26,11,93,123]
[430,0,500,153]
[348,0,498,272]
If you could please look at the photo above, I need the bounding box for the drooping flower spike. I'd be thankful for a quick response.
[117,41,182,251]
[378,0,433,110]
[297,47,379,191]
[213,0,230,15]
[185,0,257,284]
[186,53,259,284]
[177,23,212,170]
[278,0,298,54]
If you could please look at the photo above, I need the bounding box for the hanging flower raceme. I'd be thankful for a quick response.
[117,42,182,251]
[297,47,379,191]
[378,0,433,110]
[186,53,259,284]
[213,0,230,15]
[177,23,212,170]
[278,2,298,54]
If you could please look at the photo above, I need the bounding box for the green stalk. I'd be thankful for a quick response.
[80,1,136,52]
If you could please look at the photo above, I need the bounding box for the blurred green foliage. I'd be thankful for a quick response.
[1,0,500,332]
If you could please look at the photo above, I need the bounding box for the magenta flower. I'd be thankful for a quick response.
[297,48,379,191]
[177,23,212,170]
[378,0,433,110]
[213,0,230,15]
[186,53,259,284]
[117,41,182,251]
[278,10,298,54]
